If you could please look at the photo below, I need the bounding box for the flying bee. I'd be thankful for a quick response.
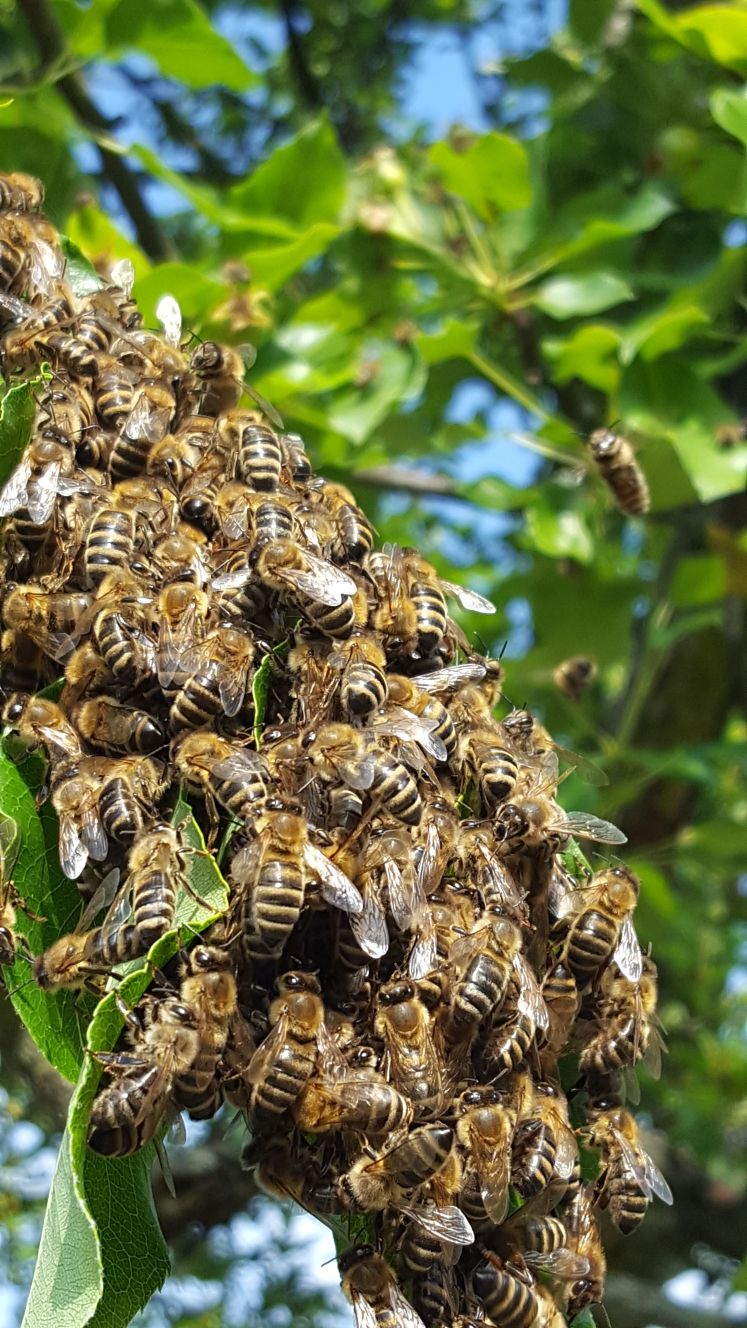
[339,1243,427,1328]
[584,1102,673,1233]
[367,542,495,657]
[88,994,200,1157]
[230,803,362,961]
[72,697,165,755]
[168,623,255,732]
[511,1073,579,1201]
[589,427,650,516]
[0,172,44,212]
[560,1181,607,1316]
[174,943,237,1120]
[374,978,443,1116]
[246,970,331,1127]
[254,538,363,638]
[304,722,423,824]
[553,656,597,701]
[579,955,665,1089]
[2,585,92,661]
[97,755,166,846]
[50,756,109,879]
[217,411,282,490]
[455,1086,515,1226]
[2,692,82,766]
[551,864,642,988]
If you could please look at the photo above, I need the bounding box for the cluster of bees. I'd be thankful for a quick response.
[0,173,672,1328]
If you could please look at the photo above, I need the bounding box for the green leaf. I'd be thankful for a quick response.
[22,962,171,1328]
[171,795,229,927]
[101,0,256,91]
[129,264,224,333]
[542,325,621,393]
[1,748,89,1084]
[670,555,728,607]
[672,6,747,75]
[569,0,618,44]
[326,343,426,445]
[429,132,532,218]
[711,87,747,146]
[0,381,38,487]
[252,652,273,748]
[533,270,634,319]
[229,118,346,229]
[525,501,594,565]
[415,319,479,365]
[242,223,341,292]
[620,305,709,365]
[65,204,149,280]
[59,236,104,297]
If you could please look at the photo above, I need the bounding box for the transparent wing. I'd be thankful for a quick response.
[514,954,550,1033]
[417,817,445,896]
[0,458,32,517]
[475,838,523,907]
[470,1129,511,1224]
[213,751,268,782]
[554,1125,579,1181]
[245,384,284,431]
[125,391,172,444]
[26,461,61,524]
[614,916,643,983]
[280,555,357,607]
[552,743,609,787]
[80,806,109,863]
[79,867,122,930]
[439,580,496,614]
[525,1248,590,1279]
[408,917,437,980]
[350,1290,380,1328]
[58,815,88,879]
[305,842,364,917]
[212,563,253,592]
[558,811,627,844]
[110,258,135,295]
[350,887,389,959]
[408,1200,474,1246]
[245,1010,289,1087]
[385,857,418,932]
[371,705,447,762]
[411,662,487,692]
[156,294,182,347]
[0,813,20,876]
[389,1282,429,1328]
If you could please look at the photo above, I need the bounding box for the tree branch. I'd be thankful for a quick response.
[16,0,170,261]
[277,0,325,115]
[356,465,457,496]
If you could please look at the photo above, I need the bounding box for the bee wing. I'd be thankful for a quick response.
[156,294,182,347]
[213,750,268,782]
[280,556,356,607]
[407,1200,474,1247]
[212,559,253,592]
[218,662,251,718]
[385,858,417,932]
[514,955,550,1033]
[26,461,61,524]
[439,580,496,615]
[552,743,609,787]
[554,1126,579,1181]
[614,916,643,983]
[476,841,522,907]
[304,842,364,917]
[125,391,172,444]
[469,1127,511,1224]
[58,815,88,879]
[350,1289,380,1328]
[0,457,32,517]
[157,603,200,688]
[372,706,447,762]
[643,1027,666,1081]
[417,817,444,896]
[0,813,20,875]
[244,383,284,431]
[408,916,437,980]
[29,238,66,292]
[350,887,389,958]
[548,863,579,918]
[80,804,109,863]
[245,1010,290,1087]
[640,1150,673,1205]
[79,867,122,929]
[411,662,487,692]
[110,258,135,295]
[525,1248,590,1279]
[558,811,627,844]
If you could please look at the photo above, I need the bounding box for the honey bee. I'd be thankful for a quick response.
[367,543,495,657]
[501,707,607,787]
[374,978,443,1116]
[109,379,176,477]
[72,696,165,755]
[293,1043,412,1136]
[147,416,215,488]
[385,675,455,762]
[305,478,374,562]
[88,994,200,1157]
[37,382,95,447]
[174,942,237,1119]
[0,629,50,695]
[190,341,246,416]
[0,436,81,528]
[50,756,109,878]
[583,1102,673,1233]
[579,955,664,1088]
[328,632,390,718]
[83,495,139,586]
[97,755,166,845]
[219,1007,259,1111]
[339,1244,427,1328]
[482,961,550,1078]
[589,428,650,516]
[168,624,255,731]
[93,360,137,432]
[444,907,545,1046]
[511,1073,579,1201]
[0,813,23,966]
[216,411,282,491]
[156,582,210,696]
[495,778,627,855]
[305,722,423,825]
[124,822,192,954]
[2,692,82,765]
[560,1181,607,1315]
[151,524,210,587]
[89,571,158,688]
[551,864,642,989]
[340,1122,455,1211]
[0,172,45,212]
[245,1135,339,1217]
[470,1254,541,1328]
[32,870,125,991]
[455,1086,515,1226]
[1,585,91,662]
[254,538,363,638]
[553,656,597,701]
[171,730,269,830]
[540,958,579,1056]
[230,803,362,961]
[246,970,331,1127]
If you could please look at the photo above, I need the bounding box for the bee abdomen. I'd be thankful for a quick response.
[108,433,150,481]
[238,425,282,491]
[85,510,136,584]
[479,749,519,808]
[305,596,356,639]
[169,671,223,732]
[371,752,422,824]
[580,1015,637,1077]
[485,1010,536,1075]
[246,861,304,958]
[411,584,446,654]
[566,910,617,982]
[513,1120,558,1196]
[251,1045,316,1118]
[340,663,387,717]
[131,874,177,949]
[99,778,147,844]
[449,954,510,1034]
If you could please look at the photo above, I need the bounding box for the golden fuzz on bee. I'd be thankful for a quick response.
[0,172,669,1328]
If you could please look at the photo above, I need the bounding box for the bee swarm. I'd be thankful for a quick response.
[0,174,671,1328]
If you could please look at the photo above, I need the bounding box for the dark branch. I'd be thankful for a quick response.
[356,465,457,496]
[277,0,325,114]
[16,0,170,261]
